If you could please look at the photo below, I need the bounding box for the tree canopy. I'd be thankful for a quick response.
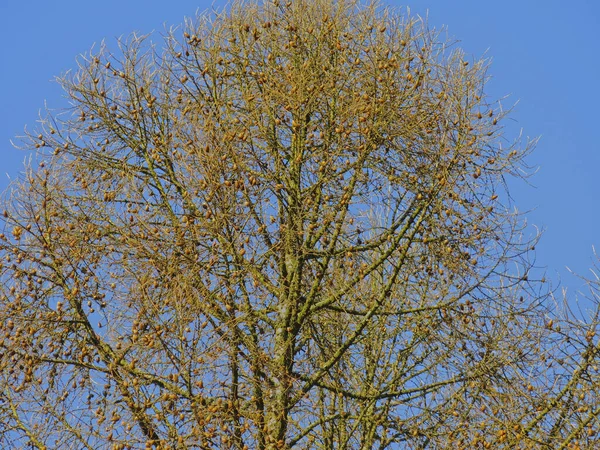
[2,1,600,449]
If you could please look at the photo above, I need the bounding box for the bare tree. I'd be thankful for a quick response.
[2,0,597,449]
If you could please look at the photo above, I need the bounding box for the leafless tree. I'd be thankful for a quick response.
[1,0,597,449]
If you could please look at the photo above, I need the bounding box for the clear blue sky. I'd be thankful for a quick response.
[1,0,599,292]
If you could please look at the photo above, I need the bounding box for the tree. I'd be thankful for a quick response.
[1,0,598,448]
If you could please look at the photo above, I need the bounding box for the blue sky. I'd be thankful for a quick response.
[1,0,599,293]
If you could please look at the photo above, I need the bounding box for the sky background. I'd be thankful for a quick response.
[1,0,598,297]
